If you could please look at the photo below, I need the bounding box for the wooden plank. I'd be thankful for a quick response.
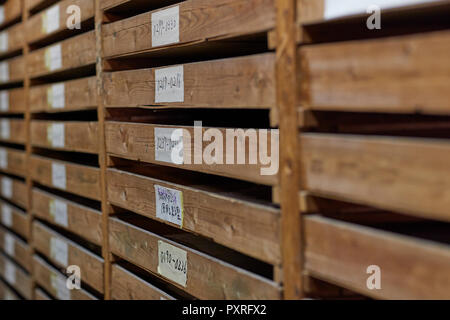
[29,76,97,113]
[31,156,101,201]
[0,148,27,178]
[0,279,21,299]
[0,23,24,57]
[299,30,450,115]
[0,226,31,272]
[0,55,25,84]
[25,0,95,44]
[305,215,450,299]
[300,133,450,222]
[0,119,27,144]
[33,255,98,300]
[34,288,52,300]
[297,0,449,24]
[32,221,104,293]
[32,188,103,246]
[0,253,32,299]
[111,264,175,300]
[0,200,28,239]
[106,122,279,186]
[103,53,275,109]
[0,0,22,29]
[0,176,28,210]
[102,0,274,58]
[31,121,99,154]
[26,30,96,79]
[107,168,280,264]
[0,88,27,114]
[25,0,60,12]
[109,217,281,299]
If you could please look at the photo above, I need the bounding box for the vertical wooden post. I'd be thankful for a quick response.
[22,0,36,299]
[276,0,304,299]
[95,0,111,300]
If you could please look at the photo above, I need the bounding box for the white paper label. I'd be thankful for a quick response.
[47,123,65,148]
[1,204,12,227]
[0,148,7,169]
[52,163,66,190]
[51,272,71,300]
[0,62,9,82]
[152,6,180,47]
[0,32,8,52]
[0,7,4,25]
[48,83,65,109]
[43,5,60,34]
[5,260,16,284]
[0,119,9,139]
[1,177,12,199]
[324,0,440,19]
[155,65,184,103]
[0,91,8,111]
[50,237,69,266]
[50,199,68,228]
[4,233,15,256]
[45,44,62,71]
[154,185,183,227]
[154,127,184,164]
[157,240,187,287]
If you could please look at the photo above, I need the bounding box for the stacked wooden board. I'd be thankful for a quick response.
[0,0,448,301]
[289,0,450,299]
[0,0,32,300]
[25,0,101,300]
[99,0,285,300]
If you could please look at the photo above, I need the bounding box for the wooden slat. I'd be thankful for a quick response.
[0,279,20,299]
[305,215,450,299]
[34,288,51,300]
[107,168,280,264]
[32,188,102,246]
[33,255,98,300]
[31,156,101,201]
[111,264,175,300]
[300,133,450,222]
[106,122,279,186]
[25,0,59,12]
[0,200,28,239]
[0,0,22,29]
[31,121,99,154]
[0,253,32,299]
[299,30,450,115]
[102,0,275,58]
[0,226,31,271]
[103,53,275,109]
[0,88,27,114]
[32,221,104,293]
[0,148,27,178]
[297,0,449,24]
[25,0,95,44]
[0,176,28,210]
[109,217,281,299]
[26,30,96,79]
[0,119,27,144]
[0,55,25,84]
[0,23,24,57]
[29,76,97,113]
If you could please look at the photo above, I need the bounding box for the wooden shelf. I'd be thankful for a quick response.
[0,55,25,85]
[0,253,32,299]
[0,23,24,57]
[0,0,22,30]
[32,188,103,246]
[103,53,275,109]
[29,76,97,113]
[0,148,27,178]
[0,226,32,271]
[0,175,28,210]
[0,279,21,300]
[0,88,27,114]
[0,199,28,239]
[0,119,26,144]
[31,120,99,154]
[30,155,101,201]
[109,217,282,299]
[32,220,104,293]
[33,255,98,300]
